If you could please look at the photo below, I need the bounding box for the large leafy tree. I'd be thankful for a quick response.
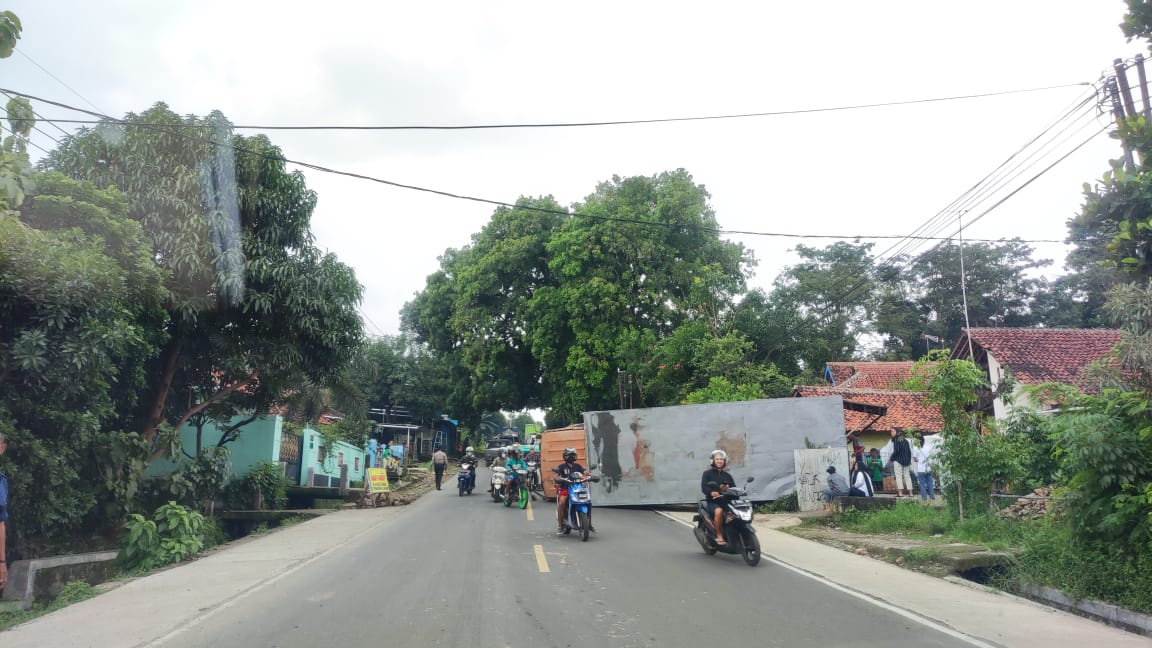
[405,170,751,422]
[770,241,876,373]
[874,240,1051,356]
[1,171,167,541]
[530,171,749,418]
[43,104,363,462]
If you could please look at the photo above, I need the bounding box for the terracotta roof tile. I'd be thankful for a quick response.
[796,385,944,434]
[825,361,919,389]
[957,328,1121,386]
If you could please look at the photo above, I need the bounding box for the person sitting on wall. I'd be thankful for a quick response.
[823,465,851,512]
[849,458,874,497]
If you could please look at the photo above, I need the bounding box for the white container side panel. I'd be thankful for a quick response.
[581,396,846,506]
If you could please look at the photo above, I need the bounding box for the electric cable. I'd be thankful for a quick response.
[0,83,1092,132]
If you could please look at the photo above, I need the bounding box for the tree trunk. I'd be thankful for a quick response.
[141,335,182,447]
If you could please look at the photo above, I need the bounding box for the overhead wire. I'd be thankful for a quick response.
[0,83,1093,132]
[883,100,1103,263]
[6,87,1113,249]
[870,86,1100,266]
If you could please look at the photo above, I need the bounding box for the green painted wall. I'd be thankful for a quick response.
[145,415,283,480]
[298,428,367,487]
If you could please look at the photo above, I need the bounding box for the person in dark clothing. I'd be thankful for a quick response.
[0,431,8,591]
[701,449,737,545]
[555,448,590,534]
[889,430,914,497]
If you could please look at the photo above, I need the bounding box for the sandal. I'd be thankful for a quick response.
[715,539,727,546]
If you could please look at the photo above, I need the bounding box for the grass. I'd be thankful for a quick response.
[0,580,98,631]
[833,501,1035,549]
[903,547,945,565]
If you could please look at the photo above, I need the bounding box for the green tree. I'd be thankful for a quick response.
[405,170,751,423]
[0,172,167,542]
[43,105,364,463]
[771,241,875,373]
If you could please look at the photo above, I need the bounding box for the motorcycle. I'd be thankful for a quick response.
[503,468,529,509]
[525,460,542,495]
[457,462,475,497]
[490,466,507,503]
[693,476,760,566]
[555,470,600,541]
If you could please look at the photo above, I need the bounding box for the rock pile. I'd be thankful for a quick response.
[997,487,1052,520]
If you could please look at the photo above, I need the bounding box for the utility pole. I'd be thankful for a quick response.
[1136,54,1151,120]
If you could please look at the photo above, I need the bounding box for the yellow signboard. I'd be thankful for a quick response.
[366,467,391,493]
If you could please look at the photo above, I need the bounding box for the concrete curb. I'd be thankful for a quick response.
[1,551,119,611]
[1015,582,1152,637]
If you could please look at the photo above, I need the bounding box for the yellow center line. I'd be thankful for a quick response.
[534,544,550,573]
[526,498,534,521]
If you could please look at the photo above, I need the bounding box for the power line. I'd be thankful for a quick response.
[14,48,105,114]
[12,89,1102,248]
[872,87,1100,266]
[0,83,1092,132]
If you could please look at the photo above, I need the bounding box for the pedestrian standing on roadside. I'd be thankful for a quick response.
[889,430,914,498]
[431,445,448,490]
[912,437,936,501]
[865,448,884,493]
[0,431,9,592]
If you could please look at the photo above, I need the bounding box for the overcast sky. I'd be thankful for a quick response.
[5,1,1146,336]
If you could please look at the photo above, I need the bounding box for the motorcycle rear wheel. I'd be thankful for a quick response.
[741,530,761,566]
[578,511,590,541]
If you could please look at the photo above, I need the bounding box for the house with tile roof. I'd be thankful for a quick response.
[824,361,918,390]
[795,384,944,451]
[951,327,1122,421]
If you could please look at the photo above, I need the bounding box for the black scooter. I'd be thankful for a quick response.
[693,476,760,566]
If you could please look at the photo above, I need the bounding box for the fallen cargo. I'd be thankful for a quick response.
[581,396,845,506]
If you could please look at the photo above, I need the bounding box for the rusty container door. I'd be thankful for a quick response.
[540,425,586,501]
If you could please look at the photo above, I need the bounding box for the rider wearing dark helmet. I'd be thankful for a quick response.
[555,447,586,535]
[701,449,737,545]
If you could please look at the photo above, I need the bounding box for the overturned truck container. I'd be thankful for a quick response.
[582,396,845,506]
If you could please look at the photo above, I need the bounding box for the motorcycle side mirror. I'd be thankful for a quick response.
[745,476,755,483]
[551,466,562,474]
[591,476,601,483]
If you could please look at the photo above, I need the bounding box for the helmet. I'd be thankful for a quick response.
[563,448,577,462]
[710,449,728,465]
[465,446,474,454]
[509,448,520,458]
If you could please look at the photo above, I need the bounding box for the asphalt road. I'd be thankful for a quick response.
[159,467,977,648]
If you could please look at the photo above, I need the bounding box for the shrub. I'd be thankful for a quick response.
[757,491,798,513]
[118,502,205,571]
[223,461,288,511]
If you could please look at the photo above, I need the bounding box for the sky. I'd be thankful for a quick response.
[4,1,1148,338]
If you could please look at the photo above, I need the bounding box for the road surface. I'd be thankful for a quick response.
[155,467,975,648]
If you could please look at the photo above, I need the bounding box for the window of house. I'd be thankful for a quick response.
[318,445,327,463]
[354,457,360,471]
[338,451,345,465]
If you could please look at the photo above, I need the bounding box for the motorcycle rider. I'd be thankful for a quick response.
[459,446,478,491]
[554,448,588,535]
[701,449,737,546]
[505,448,528,497]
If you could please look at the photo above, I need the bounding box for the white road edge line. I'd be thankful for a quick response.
[653,510,999,648]
[136,509,409,648]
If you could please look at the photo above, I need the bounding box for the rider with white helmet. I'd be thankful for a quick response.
[701,449,736,545]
